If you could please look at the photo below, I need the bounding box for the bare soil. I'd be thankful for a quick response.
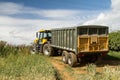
[49,56,120,80]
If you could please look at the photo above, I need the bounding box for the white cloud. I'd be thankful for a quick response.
[34,10,79,19]
[83,0,120,32]
[111,0,120,10]
[0,2,23,15]
[0,2,114,45]
[0,2,99,20]
[0,2,79,19]
[0,2,98,45]
[0,15,82,45]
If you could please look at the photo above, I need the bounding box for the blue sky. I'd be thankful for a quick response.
[0,0,111,10]
[0,0,120,45]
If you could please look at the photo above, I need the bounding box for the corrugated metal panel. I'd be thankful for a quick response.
[51,28,76,52]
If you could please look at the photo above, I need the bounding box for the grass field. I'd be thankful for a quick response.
[0,54,56,80]
[0,41,56,80]
[73,64,120,80]
[0,41,120,80]
[74,51,120,80]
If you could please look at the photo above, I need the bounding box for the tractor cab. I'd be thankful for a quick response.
[34,30,51,44]
[33,30,51,53]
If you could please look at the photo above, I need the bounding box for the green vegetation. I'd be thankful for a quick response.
[0,41,56,80]
[109,31,120,51]
[0,30,120,80]
[108,51,120,59]
[74,64,120,80]
[108,30,120,59]
[0,41,30,57]
[0,54,56,80]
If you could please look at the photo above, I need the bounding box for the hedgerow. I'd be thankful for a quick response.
[109,31,120,51]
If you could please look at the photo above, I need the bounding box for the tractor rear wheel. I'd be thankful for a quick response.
[43,44,53,56]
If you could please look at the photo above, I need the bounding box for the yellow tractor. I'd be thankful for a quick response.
[32,30,53,56]
[32,25,109,67]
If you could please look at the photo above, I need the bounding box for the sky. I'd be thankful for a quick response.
[0,0,120,45]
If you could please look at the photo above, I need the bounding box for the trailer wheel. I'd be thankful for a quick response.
[62,51,68,64]
[68,52,77,67]
[43,44,53,56]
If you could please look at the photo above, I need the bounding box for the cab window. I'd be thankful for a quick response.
[43,33,47,38]
[47,32,51,37]
[39,32,43,38]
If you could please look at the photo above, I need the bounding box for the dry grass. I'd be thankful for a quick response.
[0,41,56,80]
[74,64,120,80]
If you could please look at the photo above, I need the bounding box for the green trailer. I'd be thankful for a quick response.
[50,25,109,66]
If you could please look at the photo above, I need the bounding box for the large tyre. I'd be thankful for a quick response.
[39,45,43,54]
[68,52,77,67]
[62,51,68,64]
[30,47,36,54]
[30,44,38,54]
[43,44,53,56]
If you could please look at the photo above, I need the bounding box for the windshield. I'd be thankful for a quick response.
[38,32,51,39]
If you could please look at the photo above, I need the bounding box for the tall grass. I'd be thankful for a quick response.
[75,64,120,80]
[0,41,56,80]
[1,40,120,80]
[0,41,30,57]
[0,54,56,80]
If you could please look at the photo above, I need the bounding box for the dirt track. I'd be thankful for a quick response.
[49,56,120,80]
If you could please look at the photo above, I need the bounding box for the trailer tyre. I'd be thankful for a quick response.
[68,52,77,67]
[43,44,53,56]
[62,51,68,64]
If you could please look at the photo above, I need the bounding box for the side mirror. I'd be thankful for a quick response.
[36,32,38,38]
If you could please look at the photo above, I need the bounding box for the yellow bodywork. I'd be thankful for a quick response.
[34,38,47,44]
[78,35,108,53]
[42,39,47,44]
[39,30,45,32]
[34,38,39,44]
